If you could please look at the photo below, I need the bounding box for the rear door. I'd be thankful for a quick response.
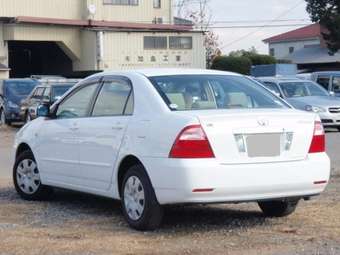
[75,76,134,191]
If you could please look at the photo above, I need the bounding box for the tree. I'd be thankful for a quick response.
[176,0,220,68]
[211,56,252,75]
[305,0,340,54]
[229,48,276,66]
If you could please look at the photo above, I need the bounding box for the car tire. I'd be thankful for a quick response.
[337,127,340,132]
[258,199,299,217]
[13,150,53,201]
[121,164,163,231]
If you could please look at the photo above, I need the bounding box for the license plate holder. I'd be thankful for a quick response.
[246,133,281,157]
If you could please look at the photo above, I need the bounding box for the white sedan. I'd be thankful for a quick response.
[12,69,330,230]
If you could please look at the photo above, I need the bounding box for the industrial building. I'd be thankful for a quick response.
[0,0,206,78]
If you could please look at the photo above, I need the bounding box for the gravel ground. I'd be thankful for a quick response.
[0,125,339,255]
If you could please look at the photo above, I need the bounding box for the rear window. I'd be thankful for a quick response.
[149,75,287,111]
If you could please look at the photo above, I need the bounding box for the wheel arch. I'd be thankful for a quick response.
[16,143,33,159]
[117,155,147,198]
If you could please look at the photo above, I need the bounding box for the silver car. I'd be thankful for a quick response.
[257,77,340,131]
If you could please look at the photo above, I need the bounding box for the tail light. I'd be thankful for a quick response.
[308,121,325,153]
[169,125,215,158]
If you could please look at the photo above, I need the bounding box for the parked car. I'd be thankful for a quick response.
[20,79,80,122]
[0,79,38,125]
[257,77,340,131]
[297,71,340,97]
[13,69,330,230]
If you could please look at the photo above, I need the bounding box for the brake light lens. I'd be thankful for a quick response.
[169,125,215,158]
[308,121,325,153]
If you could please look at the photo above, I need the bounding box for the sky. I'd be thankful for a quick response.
[176,0,311,55]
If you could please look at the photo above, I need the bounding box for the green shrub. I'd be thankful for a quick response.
[211,56,252,75]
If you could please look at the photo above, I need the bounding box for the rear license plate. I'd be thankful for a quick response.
[246,133,281,157]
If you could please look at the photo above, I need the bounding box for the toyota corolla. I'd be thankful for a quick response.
[12,69,330,230]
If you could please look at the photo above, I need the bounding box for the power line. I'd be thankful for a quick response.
[219,0,306,50]
[209,23,311,29]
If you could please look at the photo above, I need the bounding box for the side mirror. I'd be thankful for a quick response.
[37,104,50,118]
[330,91,335,96]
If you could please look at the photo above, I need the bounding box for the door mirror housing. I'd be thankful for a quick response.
[37,104,50,118]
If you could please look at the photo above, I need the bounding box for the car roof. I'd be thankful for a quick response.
[3,78,36,83]
[257,77,310,83]
[37,79,81,87]
[89,68,241,79]
[312,71,340,75]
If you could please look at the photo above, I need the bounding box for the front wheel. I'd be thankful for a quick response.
[258,199,299,217]
[121,165,163,231]
[13,150,53,200]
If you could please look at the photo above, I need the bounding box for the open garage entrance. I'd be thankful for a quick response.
[8,41,73,78]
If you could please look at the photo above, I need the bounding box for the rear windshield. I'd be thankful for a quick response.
[149,75,287,111]
[279,81,329,98]
[5,81,37,96]
[51,84,73,101]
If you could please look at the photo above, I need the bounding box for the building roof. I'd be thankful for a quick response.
[263,23,323,43]
[13,16,193,32]
[287,47,340,64]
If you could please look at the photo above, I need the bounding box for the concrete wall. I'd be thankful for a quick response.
[269,38,320,60]
[0,0,172,24]
[100,31,206,70]
[3,24,81,60]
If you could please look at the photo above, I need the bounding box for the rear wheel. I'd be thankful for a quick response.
[13,150,53,200]
[337,126,340,132]
[121,165,163,231]
[258,199,299,217]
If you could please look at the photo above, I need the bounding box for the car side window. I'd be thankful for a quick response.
[316,76,330,90]
[92,80,133,117]
[56,84,98,119]
[332,76,340,93]
[33,87,45,99]
[263,82,281,96]
[43,87,51,101]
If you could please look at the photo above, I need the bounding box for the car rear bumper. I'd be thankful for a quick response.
[143,153,330,205]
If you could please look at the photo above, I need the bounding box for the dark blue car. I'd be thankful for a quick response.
[0,79,38,125]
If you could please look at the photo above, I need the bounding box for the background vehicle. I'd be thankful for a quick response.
[257,77,340,131]
[0,79,38,125]
[297,71,340,97]
[13,69,330,230]
[20,79,80,122]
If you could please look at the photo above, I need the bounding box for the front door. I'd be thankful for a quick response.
[75,77,134,191]
[36,82,100,186]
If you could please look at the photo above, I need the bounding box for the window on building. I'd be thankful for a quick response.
[169,36,193,49]
[269,48,275,57]
[153,0,161,8]
[289,46,294,54]
[103,0,138,5]
[144,36,167,49]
